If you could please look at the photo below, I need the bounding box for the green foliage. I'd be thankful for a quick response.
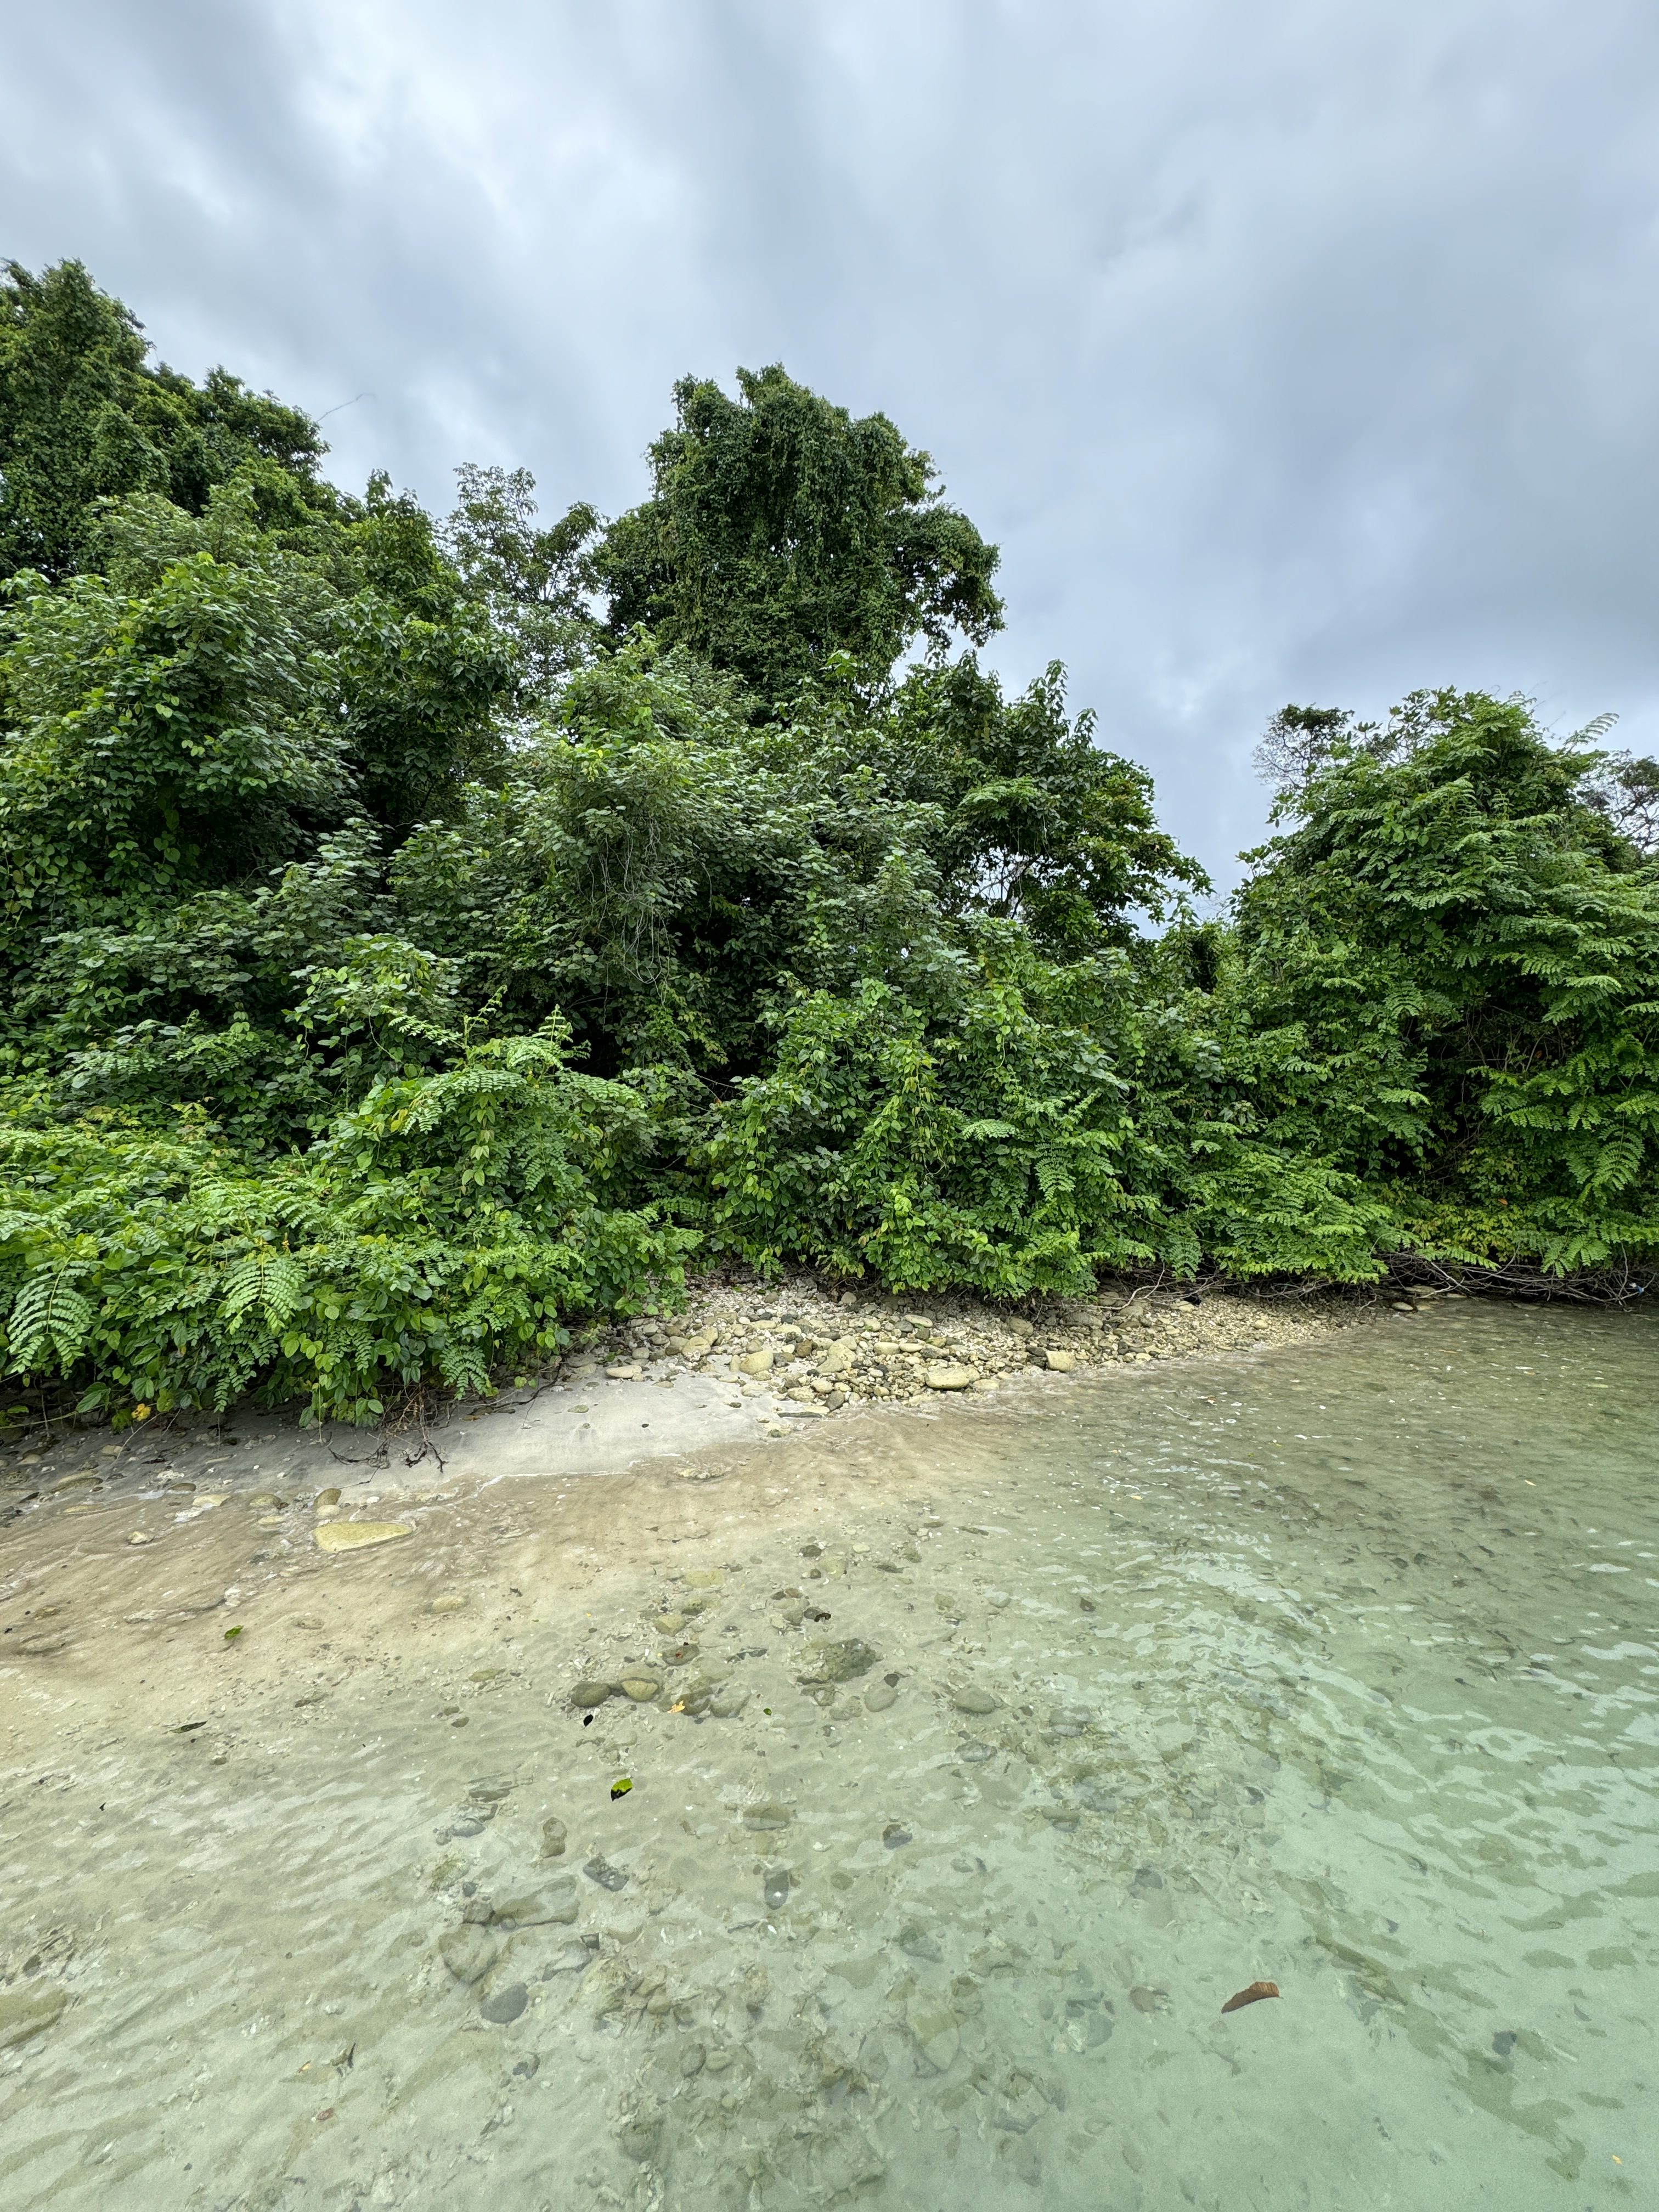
[1222,690,1659,1273]
[4,258,1656,1427]
[0,1030,691,1424]
[0,259,336,582]
[594,365,1003,701]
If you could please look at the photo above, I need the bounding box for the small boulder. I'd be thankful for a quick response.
[735,1349,774,1377]
[1043,1350,1076,1373]
[924,1364,977,1392]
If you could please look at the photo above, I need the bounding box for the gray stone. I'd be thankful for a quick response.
[438,1925,501,1985]
[479,1982,528,2024]
[924,1364,978,1391]
[571,1679,616,1709]
[492,1881,579,1928]
[950,1685,1000,1714]
[763,1866,791,1909]
[1043,1350,1076,1373]
[798,1637,879,1685]
[862,1680,897,1712]
[582,1855,630,1892]
[541,1817,568,1858]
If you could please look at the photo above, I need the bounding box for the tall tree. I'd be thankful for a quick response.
[0,259,334,582]
[594,365,1003,702]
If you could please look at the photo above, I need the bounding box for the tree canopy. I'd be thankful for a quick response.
[2,259,1655,1426]
[593,365,1003,702]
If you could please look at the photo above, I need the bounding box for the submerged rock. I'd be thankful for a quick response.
[314,1520,411,1553]
[949,1685,1000,1714]
[798,1638,879,1685]
[540,1817,568,1859]
[479,1982,528,2025]
[438,1925,501,1985]
[582,1856,630,1892]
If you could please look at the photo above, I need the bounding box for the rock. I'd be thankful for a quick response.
[493,1881,579,1928]
[582,1856,630,1892]
[314,1520,411,1553]
[682,1569,725,1589]
[742,1802,794,1831]
[430,1594,467,1614]
[1007,1316,1035,1338]
[540,1817,568,1858]
[882,1822,912,1849]
[653,1611,685,1633]
[735,1349,774,1377]
[898,1921,943,1962]
[1129,1984,1170,2013]
[1043,1350,1076,1373]
[905,1996,960,2074]
[863,1680,897,1712]
[438,1925,501,1984]
[990,2072,1051,2131]
[925,1364,978,1391]
[0,1983,67,2050]
[514,2053,541,2079]
[763,1866,790,1909]
[313,1487,342,1508]
[815,1342,854,1378]
[798,1637,879,1685]
[707,1684,751,1719]
[479,1982,529,2024]
[617,2113,662,2164]
[571,1679,616,1709]
[949,1685,1000,1714]
[620,1676,661,1702]
[605,1364,641,1381]
[18,1633,70,1657]
[956,1739,994,1763]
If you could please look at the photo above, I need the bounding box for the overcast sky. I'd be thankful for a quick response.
[6,0,1658,886]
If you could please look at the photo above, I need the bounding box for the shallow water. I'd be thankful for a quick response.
[2,1300,1655,2209]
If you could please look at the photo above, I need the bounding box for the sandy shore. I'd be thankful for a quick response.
[0,1276,1384,1772]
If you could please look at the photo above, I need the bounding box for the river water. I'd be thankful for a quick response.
[1,1299,1654,2209]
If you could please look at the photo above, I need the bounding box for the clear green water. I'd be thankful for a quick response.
[2,1301,1655,2208]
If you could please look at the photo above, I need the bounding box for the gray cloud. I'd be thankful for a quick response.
[6,0,1658,884]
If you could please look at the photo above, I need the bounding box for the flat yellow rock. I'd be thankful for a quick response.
[314,1520,411,1553]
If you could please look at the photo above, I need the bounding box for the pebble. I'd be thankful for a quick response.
[881,1823,912,1849]
[950,1685,1000,1714]
[431,1594,467,1615]
[763,1866,790,1908]
[905,1996,960,2074]
[582,1856,630,1892]
[541,1818,568,1858]
[571,1680,616,1708]
[862,1680,897,1712]
[479,1982,528,2024]
[313,1521,410,1553]
[620,1677,661,1702]
[1043,1350,1076,1373]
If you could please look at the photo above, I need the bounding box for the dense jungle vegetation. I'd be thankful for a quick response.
[2,259,1656,1423]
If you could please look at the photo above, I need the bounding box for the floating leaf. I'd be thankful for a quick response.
[1221,1980,1280,2014]
[223,1625,244,1641]
[611,1777,632,1801]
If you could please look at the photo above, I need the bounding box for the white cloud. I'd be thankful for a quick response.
[6,0,1657,881]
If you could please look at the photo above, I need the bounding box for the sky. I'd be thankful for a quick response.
[5,0,1659,889]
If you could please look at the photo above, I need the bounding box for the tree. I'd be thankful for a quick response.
[593,365,1003,702]
[0,259,337,582]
